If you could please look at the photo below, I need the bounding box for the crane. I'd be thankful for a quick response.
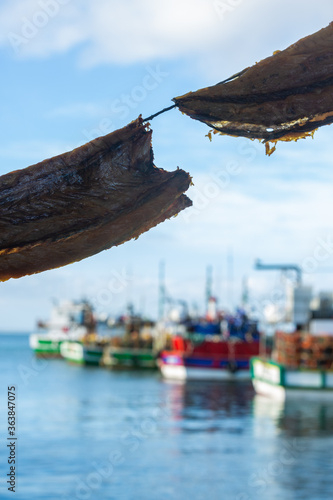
[254,259,302,285]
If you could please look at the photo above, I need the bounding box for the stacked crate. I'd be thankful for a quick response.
[274,331,301,368]
[299,334,333,370]
[274,331,333,369]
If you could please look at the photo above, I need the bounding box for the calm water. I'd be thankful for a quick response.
[0,334,333,500]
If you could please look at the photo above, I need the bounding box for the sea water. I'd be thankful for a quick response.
[0,333,332,500]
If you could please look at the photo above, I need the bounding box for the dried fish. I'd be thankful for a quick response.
[173,23,333,145]
[0,117,192,281]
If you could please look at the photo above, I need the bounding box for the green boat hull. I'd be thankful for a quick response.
[60,341,104,365]
[251,357,333,400]
[103,347,157,369]
[30,337,63,357]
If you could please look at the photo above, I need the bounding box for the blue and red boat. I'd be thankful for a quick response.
[159,306,262,380]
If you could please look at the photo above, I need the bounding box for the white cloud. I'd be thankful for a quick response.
[79,0,222,66]
[0,0,331,76]
[173,172,333,262]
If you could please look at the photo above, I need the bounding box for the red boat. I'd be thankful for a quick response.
[159,334,261,380]
[158,302,262,380]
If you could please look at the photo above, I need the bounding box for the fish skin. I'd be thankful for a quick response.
[0,117,192,281]
[173,23,333,141]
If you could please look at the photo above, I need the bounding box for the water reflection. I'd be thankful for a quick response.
[164,380,255,435]
[2,335,333,500]
[252,394,333,500]
[253,394,333,436]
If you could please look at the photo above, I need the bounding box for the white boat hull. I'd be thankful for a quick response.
[29,333,67,356]
[253,379,333,401]
[159,362,250,381]
[60,341,103,365]
[251,357,333,400]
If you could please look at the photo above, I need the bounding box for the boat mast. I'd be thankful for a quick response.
[227,248,234,310]
[241,276,249,310]
[205,265,213,313]
[158,260,166,320]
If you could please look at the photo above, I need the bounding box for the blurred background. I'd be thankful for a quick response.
[0,0,332,329]
[1,2,333,500]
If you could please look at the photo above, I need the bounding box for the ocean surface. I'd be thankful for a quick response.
[1,333,333,500]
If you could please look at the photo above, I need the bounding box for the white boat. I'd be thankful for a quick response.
[29,300,95,357]
[60,340,104,365]
[250,270,333,400]
[251,356,333,400]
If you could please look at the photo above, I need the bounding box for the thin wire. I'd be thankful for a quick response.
[217,68,249,85]
[142,69,248,122]
[143,104,177,122]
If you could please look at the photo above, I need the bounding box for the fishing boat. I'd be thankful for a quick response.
[251,355,333,400]
[102,346,157,369]
[159,335,261,380]
[29,300,95,357]
[29,335,64,358]
[159,304,262,380]
[101,317,158,369]
[250,272,333,399]
[60,338,105,365]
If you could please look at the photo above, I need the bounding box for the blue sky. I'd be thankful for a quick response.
[0,0,333,330]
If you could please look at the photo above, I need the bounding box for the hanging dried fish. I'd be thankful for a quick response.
[0,117,192,281]
[173,23,333,149]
